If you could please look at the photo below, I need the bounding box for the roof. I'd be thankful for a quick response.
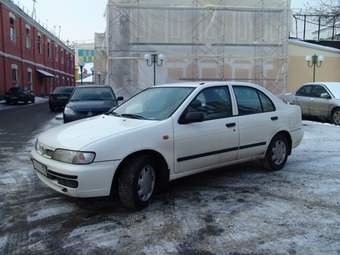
[289,39,340,53]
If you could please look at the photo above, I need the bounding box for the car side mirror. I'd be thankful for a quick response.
[320,93,330,99]
[117,96,124,101]
[179,112,204,124]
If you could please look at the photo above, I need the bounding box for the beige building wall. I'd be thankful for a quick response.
[288,40,340,93]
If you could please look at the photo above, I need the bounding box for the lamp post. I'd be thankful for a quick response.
[144,53,165,85]
[305,54,325,82]
[97,71,101,85]
[90,67,95,84]
[78,61,85,85]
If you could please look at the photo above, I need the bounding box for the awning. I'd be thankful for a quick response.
[37,69,55,77]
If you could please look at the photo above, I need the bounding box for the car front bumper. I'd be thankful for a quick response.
[30,149,120,198]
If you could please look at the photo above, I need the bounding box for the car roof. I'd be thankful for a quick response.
[154,81,262,88]
[75,85,110,88]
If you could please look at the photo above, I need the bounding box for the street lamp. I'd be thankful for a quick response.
[305,54,325,82]
[90,67,95,84]
[144,53,165,85]
[78,61,85,85]
[97,71,101,85]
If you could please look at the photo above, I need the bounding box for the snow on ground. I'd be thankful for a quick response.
[0,97,48,110]
[1,99,340,254]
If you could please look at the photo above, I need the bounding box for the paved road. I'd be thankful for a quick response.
[0,101,60,153]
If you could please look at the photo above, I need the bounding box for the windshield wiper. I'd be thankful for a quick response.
[105,111,121,117]
[121,113,145,120]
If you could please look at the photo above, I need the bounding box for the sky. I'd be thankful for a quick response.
[14,0,315,43]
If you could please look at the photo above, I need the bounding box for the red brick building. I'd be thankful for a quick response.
[0,0,75,99]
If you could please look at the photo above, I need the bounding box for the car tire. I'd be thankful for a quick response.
[261,134,288,171]
[119,155,156,210]
[32,97,35,103]
[6,100,10,105]
[331,108,340,125]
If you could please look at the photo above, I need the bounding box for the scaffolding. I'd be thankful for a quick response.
[97,0,291,98]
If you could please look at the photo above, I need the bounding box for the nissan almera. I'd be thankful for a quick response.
[30,82,304,210]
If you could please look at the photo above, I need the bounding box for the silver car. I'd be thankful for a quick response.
[283,82,340,125]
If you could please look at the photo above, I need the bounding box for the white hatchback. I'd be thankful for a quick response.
[30,82,304,209]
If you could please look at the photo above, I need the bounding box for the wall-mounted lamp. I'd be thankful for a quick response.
[305,54,324,82]
[144,53,165,85]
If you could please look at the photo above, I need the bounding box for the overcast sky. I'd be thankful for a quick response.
[14,0,315,43]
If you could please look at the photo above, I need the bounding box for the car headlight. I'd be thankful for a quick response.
[64,107,75,115]
[52,149,95,164]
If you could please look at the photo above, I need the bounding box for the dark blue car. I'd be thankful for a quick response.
[63,85,123,123]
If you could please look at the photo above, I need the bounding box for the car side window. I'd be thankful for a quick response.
[186,87,232,121]
[310,86,328,98]
[296,85,312,97]
[233,86,275,115]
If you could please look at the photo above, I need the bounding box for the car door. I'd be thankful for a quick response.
[173,86,239,173]
[309,85,330,118]
[293,85,313,116]
[232,85,279,159]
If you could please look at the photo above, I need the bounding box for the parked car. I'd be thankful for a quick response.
[49,86,75,111]
[31,82,303,210]
[63,85,123,123]
[283,82,340,125]
[5,87,35,105]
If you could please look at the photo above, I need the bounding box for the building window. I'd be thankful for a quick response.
[27,68,33,91]
[37,33,42,54]
[9,13,16,42]
[61,49,64,64]
[62,77,65,86]
[55,45,58,62]
[26,25,31,48]
[47,40,51,58]
[66,52,69,66]
[67,78,70,86]
[70,55,74,67]
[12,64,18,86]
[56,75,59,86]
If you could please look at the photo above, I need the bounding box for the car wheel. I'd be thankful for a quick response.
[32,97,35,103]
[119,155,156,210]
[331,108,340,125]
[6,100,10,105]
[261,134,288,171]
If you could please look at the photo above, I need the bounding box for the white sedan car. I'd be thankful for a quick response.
[283,82,340,125]
[30,82,304,210]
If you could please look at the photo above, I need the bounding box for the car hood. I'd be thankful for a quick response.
[38,115,155,150]
[66,100,117,110]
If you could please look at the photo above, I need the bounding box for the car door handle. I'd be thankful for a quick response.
[271,116,278,121]
[226,122,236,128]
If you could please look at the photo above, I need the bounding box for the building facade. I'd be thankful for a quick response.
[0,0,75,99]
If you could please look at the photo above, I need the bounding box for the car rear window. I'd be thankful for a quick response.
[53,87,74,94]
[9,87,20,92]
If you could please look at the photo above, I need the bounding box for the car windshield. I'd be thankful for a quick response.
[112,87,194,120]
[326,84,340,98]
[70,87,115,101]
